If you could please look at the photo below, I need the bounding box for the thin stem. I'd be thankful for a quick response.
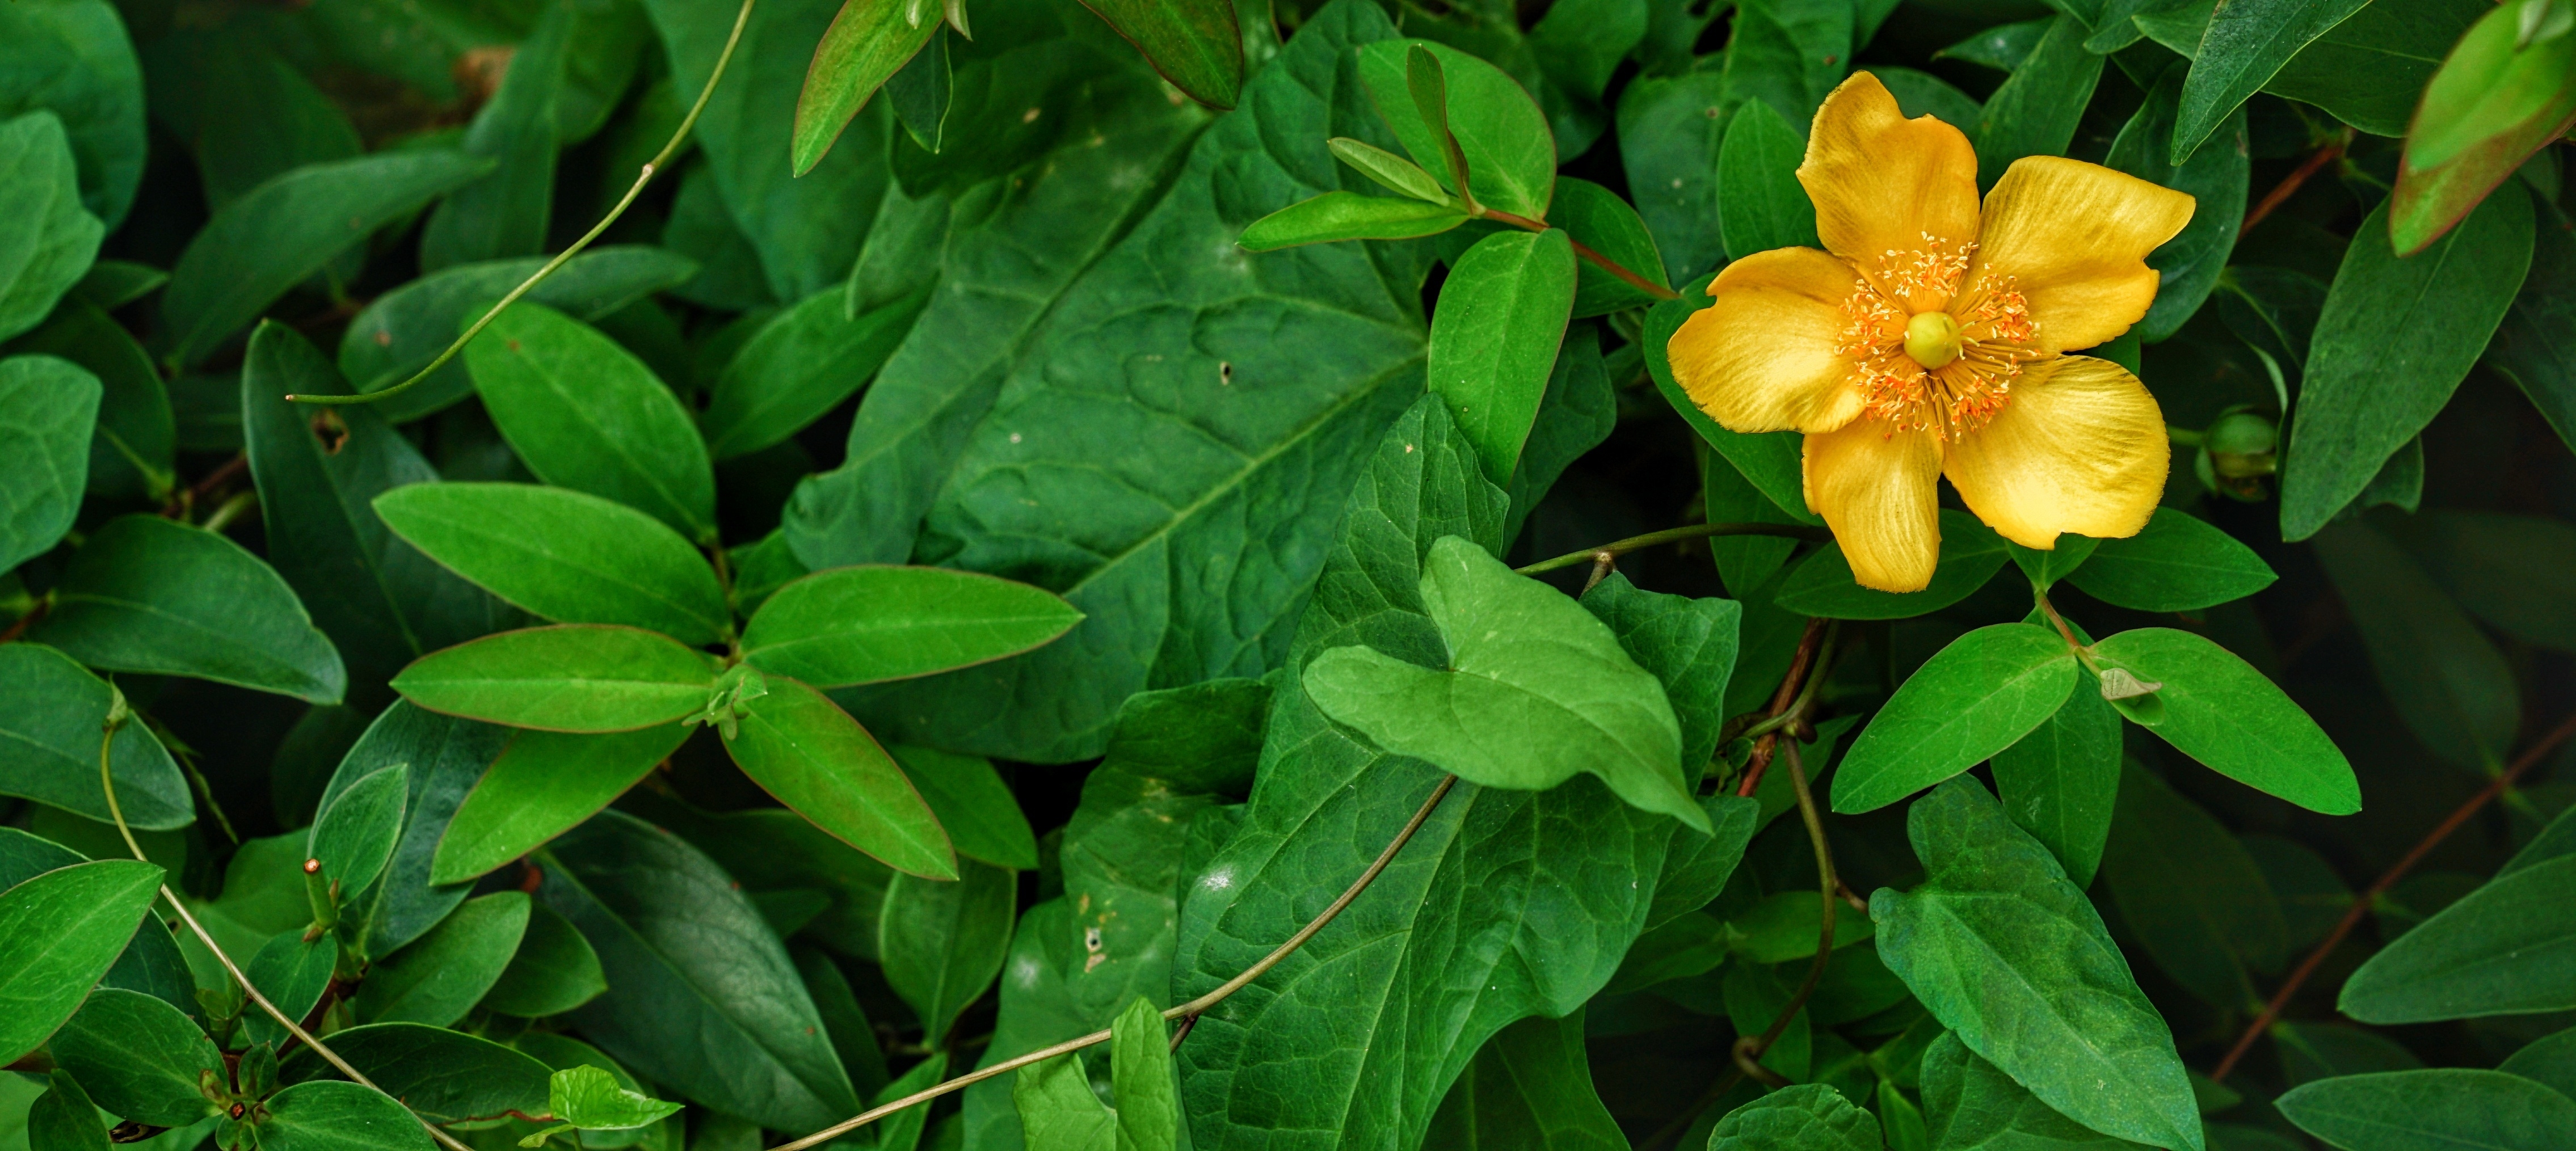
[201,490,258,534]
[2210,707,2576,1082]
[1735,619,1830,798]
[2240,128,2351,235]
[1517,522,1828,577]
[765,774,1461,1151]
[1479,207,1682,301]
[98,710,478,1151]
[288,0,759,406]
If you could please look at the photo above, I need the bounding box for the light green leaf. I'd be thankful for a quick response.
[1236,192,1471,251]
[2087,627,2359,815]
[33,515,346,703]
[742,566,1083,689]
[359,891,530,1026]
[893,745,1040,871]
[391,625,719,733]
[309,762,410,908]
[2280,189,2534,540]
[1111,996,1177,1151]
[0,112,102,345]
[1709,1083,1882,1150]
[1017,1051,1116,1151]
[1304,535,1706,831]
[431,724,693,886]
[1718,98,1817,261]
[374,483,730,646]
[1920,1031,2150,1150]
[2065,507,2275,612]
[1427,227,1577,481]
[482,900,609,1018]
[0,859,166,1065]
[1779,511,2008,619]
[1358,40,1556,220]
[1075,0,1242,111]
[549,1064,684,1130]
[705,285,927,460]
[0,644,191,829]
[1870,778,2202,1151]
[2277,1069,2576,1151]
[257,1080,433,1151]
[1832,625,2077,815]
[465,301,717,542]
[1329,137,1448,203]
[719,674,954,880]
[0,353,99,571]
[49,988,222,1128]
[162,150,490,366]
[790,0,938,176]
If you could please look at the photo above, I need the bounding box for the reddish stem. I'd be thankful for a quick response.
[1737,618,1829,798]
[1480,208,1682,301]
[2241,130,2352,235]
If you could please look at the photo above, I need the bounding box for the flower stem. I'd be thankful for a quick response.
[287,0,760,406]
[1516,522,1829,577]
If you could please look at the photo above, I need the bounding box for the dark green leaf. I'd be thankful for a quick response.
[2101,761,2284,1010]
[257,1080,433,1151]
[1975,16,2104,186]
[0,0,143,229]
[2499,1027,2576,1102]
[881,858,1015,1039]
[241,930,335,1050]
[741,566,1083,689]
[359,890,529,1025]
[482,899,608,1017]
[4,297,173,500]
[33,515,345,702]
[465,301,717,542]
[49,989,221,1128]
[2394,510,2576,652]
[721,675,957,879]
[277,1022,554,1124]
[1871,778,2201,1151]
[1581,572,1741,781]
[141,30,359,211]
[419,0,568,272]
[1710,1083,1882,1151]
[310,762,410,910]
[2339,848,2576,1022]
[431,724,692,886]
[2277,1069,2576,1151]
[1236,192,1470,251]
[30,1069,107,1151]
[162,150,489,366]
[2280,189,2535,540]
[0,646,188,829]
[2065,507,2275,612]
[1426,227,1577,482]
[391,625,719,733]
[1781,511,2009,619]
[318,702,512,952]
[1920,1031,2149,1150]
[0,113,102,345]
[1719,98,1818,261]
[705,286,928,461]
[1832,625,2078,815]
[886,27,952,153]
[1991,685,2122,889]
[2105,71,2248,343]
[1358,40,1556,220]
[1550,178,1670,318]
[2490,204,2576,455]
[893,745,1039,871]
[1617,72,1730,284]
[0,353,99,571]
[0,858,163,1065]
[1530,0,1647,102]
[1076,0,1242,109]
[374,483,730,646]
[541,811,862,1132]
[2315,517,2516,769]
[1424,1009,1627,1150]
[2172,0,2370,163]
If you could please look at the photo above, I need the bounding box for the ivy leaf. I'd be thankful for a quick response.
[1016,1049,1116,1150]
[1708,1083,1883,1151]
[1870,778,2202,1151]
[2087,628,2359,815]
[1304,535,1707,832]
[1425,1010,1628,1149]
[1111,996,1179,1151]
[1831,624,2078,815]
[32,514,346,703]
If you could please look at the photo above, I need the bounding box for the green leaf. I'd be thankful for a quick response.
[885,26,952,153]
[482,899,608,1017]
[276,1022,554,1125]
[465,301,717,542]
[242,323,513,699]
[2104,71,2249,343]
[2172,0,2370,163]
[1423,1010,1627,1150]
[2339,842,2576,1022]
[1017,1050,1116,1151]
[29,1069,108,1151]
[1426,228,1577,482]
[358,890,529,1025]
[310,762,411,908]
[1111,996,1178,1151]
[431,724,693,886]
[1236,192,1470,251]
[0,857,163,1064]
[0,0,144,229]
[720,675,957,879]
[1718,98,1818,262]
[2280,189,2534,541]
[549,1064,684,1130]
[2500,1026,2576,1101]
[893,745,1040,871]
[2277,1069,2576,1151]
[4,297,172,500]
[1709,1083,1883,1150]
[1358,40,1556,220]
[257,1080,433,1151]
[1304,536,1707,831]
[338,247,700,423]
[317,702,515,952]
[1551,178,1670,318]
[1075,0,1242,111]
[162,150,490,366]
[2312,517,2517,770]
[1330,137,1448,203]
[47,988,221,1127]
[1990,686,2121,889]
[0,353,99,571]
[742,566,1083,689]
[2491,201,2576,455]
[2101,761,2284,1010]
[241,930,338,1050]
[1781,511,2005,618]
[1580,572,1741,782]
[2005,536,2099,592]
[2064,507,2275,612]
[1975,16,2104,185]
[1871,778,2202,1151]
[32,515,346,703]
[2086,627,2358,813]
[881,858,1015,1039]
[418,0,569,272]
[1617,72,1731,284]
[791,0,938,176]
[0,113,102,345]
[648,0,889,300]
[1529,0,1648,102]
[1831,625,2077,815]
[392,625,719,733]
[1920,1031,2149,1150]
[541,811,862,1132]
[2385,3,2566,254]
[0,647,188,830]
[2393,510,2576,652]
[142,29,359,212]
[705,286,928,461]
[374,483,730,646]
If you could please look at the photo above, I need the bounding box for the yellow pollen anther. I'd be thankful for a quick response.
[1904,311,1962,369]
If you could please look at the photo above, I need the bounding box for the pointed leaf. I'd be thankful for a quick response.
[49,989,222,1128]
[1425,227,1577,482]
[0,353,99,571]
[2278,1069,2576,1151]
[791,0,938,176]
[33,515,346,702]
[1832,624,2078,815]
[464,301,717,542]
[374,483,730,646]
[0,644,192,829]
[0,859,167,1065]
[391,625,720,733]
[722,675,956,878]
[2089,628,2359,814]
[742,566,1083,689]
[1236,192,1470,251]
[1076,0,1242,110]
[432,724,693,886]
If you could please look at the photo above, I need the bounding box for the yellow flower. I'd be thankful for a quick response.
[1668,72,2195,592]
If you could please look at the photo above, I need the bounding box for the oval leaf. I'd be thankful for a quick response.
[374,483,730,646]
[0,859,169,1065]
[2087,627,2360,815]
[1832,624,2078,815]
[1426,227,1577,482]
[741,566,1082,689]
[391,625,719,733]
[720,675,957,879]
[33,514,346,703]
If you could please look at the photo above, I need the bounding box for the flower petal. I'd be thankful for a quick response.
[1804,418,1943,592]
[1969,157,2196,353]
[1798,71,1982,307]
[1943,355,2168,549]
[1670,247,1868,434]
